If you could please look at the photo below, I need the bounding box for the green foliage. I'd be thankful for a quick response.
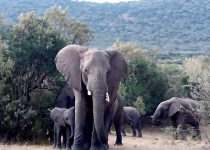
[181,75,189,85]
[183,56,210,125]
[133,96,146,115]
[162,125,201,141]
[0,6,92,142]
[157,63,187,99]
[113,40,168,114]
[44,5,93,45]
[0,0,209,54]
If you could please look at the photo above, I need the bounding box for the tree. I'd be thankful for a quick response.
[0,6,93,141]
[157,63,187,99]
[183,56,210,124]
[44,5,93,45]
[4,5,93,102]
[112,40,168,114]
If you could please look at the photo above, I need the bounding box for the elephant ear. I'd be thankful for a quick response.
[55,45,88,91]
[50,108,66,127]
[168,99,181,117]
[105,50,127,90]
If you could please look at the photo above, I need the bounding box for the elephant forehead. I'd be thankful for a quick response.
[83,50,109,63]
[84,50,108,58]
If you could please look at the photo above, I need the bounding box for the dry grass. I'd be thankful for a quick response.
[1,126,210,150]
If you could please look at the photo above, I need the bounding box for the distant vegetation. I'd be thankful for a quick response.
[0,0,210,55]
[0,0,210,143]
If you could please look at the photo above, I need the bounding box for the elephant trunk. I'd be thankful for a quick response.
[152,109,161,126]
[92,90,107,143]
[70,118,75,139]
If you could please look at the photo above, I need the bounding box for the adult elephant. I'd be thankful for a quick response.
[152,97,201,140]
[55,45,127,150]
[122,107,142,137]
[54,85,75,109]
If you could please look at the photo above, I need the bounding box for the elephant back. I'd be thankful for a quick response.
[54,85,75,108]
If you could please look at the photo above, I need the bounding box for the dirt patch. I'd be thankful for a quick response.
[1,126,210,150]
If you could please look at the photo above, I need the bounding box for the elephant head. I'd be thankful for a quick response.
[152,99,181,125]
[50,107,66,127]
[55,45,127,143]
[63,107,75,139]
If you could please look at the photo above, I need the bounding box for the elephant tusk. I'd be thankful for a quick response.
[105,92,110,102]
[88,90,92,95]
[151,116,154,118]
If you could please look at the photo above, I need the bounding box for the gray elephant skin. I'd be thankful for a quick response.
[55,45,127,150]
[152,97,201,140]
[48,85,75,148]
[122,107,142,137]
[54,85,75,109]
[50,107,75,149]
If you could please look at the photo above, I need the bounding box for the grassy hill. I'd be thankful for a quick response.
[1,0,210,54]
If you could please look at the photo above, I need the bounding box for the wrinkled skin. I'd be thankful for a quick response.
[152,97,201,140]
[63,107,75,150]
[55,45,127,150]
[122,107,142,137]
[50,107,67,149]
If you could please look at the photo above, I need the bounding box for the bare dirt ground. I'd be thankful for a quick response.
[0,125,210,150]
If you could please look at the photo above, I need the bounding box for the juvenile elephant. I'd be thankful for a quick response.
[55,45,127,150]
[63,107,75,150]
[50,107,75,149]
[122,107,142,137]
[152,97,201,140]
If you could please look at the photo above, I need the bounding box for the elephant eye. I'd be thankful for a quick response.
[66,118,68,120]
[84,68,88,74]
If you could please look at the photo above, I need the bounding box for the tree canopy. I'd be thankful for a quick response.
[0,6,92,141]
[112,40,168,114]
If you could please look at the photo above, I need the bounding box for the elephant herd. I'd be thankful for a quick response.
[50,45,201,150]
[50,85,142,150]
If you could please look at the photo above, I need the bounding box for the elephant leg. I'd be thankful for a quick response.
[191,122,201,140]
[130,123,137,137]
[176,114,186,140]
[137,120,142,137]
[62,127,67,149]
[66,127,71,150]
[84,112,93,150]
[108,122,112,134]
[102,99,118,148]
[113,110,123,145]
[56,124,62,149]
[170,117,178,140]
[90,124,107,150]
[121,125,126,136]
[72,90,87,150]
[53,124,56,148]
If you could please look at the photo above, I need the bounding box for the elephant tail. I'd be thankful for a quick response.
[123,110,135,126]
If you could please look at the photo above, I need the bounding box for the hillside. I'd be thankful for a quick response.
[0,0,210,54]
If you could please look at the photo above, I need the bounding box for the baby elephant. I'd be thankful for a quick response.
[50,107,75,150]
[122,106,142,137]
